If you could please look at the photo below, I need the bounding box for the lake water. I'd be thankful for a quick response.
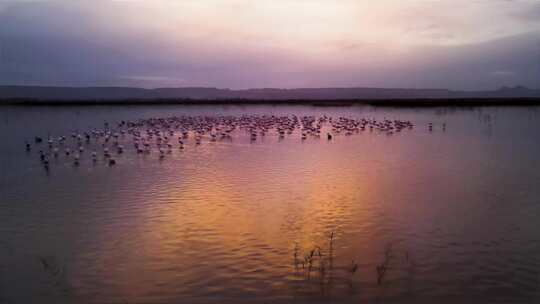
[1,105,539,304]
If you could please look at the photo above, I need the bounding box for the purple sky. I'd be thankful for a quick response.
[1,0,539,90]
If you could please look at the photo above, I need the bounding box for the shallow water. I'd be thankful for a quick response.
[1,105,540,304]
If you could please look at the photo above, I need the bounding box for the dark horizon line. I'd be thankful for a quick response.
[3,98,540,108]
[2,85,540,107]
[1,84,537,92]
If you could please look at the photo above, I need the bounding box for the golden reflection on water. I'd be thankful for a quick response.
[88,136,402,302]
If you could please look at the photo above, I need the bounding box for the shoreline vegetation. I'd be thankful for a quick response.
[1,97,540,107]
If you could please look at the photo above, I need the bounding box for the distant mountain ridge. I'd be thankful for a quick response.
[1,85,540,101]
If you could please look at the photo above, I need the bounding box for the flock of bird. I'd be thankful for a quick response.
[24,115,433,171]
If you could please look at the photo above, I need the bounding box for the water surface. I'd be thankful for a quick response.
[1,105,539,304]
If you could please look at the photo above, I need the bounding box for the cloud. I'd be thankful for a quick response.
[514,1,540,20]
[0,0,539,89]
[492,71,517,78]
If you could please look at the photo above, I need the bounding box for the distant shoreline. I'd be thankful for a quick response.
[1,98,540,107]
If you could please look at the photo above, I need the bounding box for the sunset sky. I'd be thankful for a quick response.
[0,0,539,89]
